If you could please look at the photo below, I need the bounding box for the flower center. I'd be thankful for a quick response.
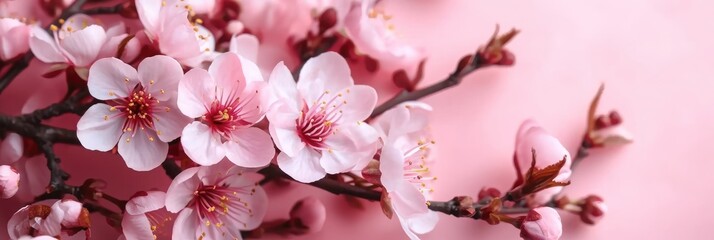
[190,182,257,235]
[202,100,253,138]
[108,86,163,141]
[296,90,347,149]
[402,138,437,195]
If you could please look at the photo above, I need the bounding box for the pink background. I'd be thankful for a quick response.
[1,0,712,239]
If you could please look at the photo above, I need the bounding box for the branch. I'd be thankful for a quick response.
[21,89,93,123]
[259,164,382,201]
[370,55,487,118]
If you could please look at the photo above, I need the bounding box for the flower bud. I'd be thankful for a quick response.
[289,197,327,234]
[0,165,20,198]
[579,195,607,225]
[520,207,562,240]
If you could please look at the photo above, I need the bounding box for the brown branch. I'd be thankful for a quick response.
[259,164,382,201]
[370,55,488,119]
[83,2,125,15]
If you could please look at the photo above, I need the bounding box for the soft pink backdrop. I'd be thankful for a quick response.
[2,0,712,239]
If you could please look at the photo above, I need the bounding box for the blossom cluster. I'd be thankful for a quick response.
[0,0,631,239]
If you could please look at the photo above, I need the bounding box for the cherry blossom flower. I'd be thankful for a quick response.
[266,51,379,183]
[520,207,563,240]
[135,0,215,67]
[289,196,327,234]
[0,164,20,198]
[77,56,190,171]
[344,0,424,77]
[7,199,89,240]
[29,14,137,79]
[513,119,572,206]
[0,18,32,61]
[121,191,171,240]
[177,52,274,167]
[372,101,438,240]
[165,165,268,239]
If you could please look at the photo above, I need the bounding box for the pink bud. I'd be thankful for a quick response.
[579,196,607,225]
[520,207,562,240]
[0,165,20,199]
[56,199,83,227]
[289,197,327,234]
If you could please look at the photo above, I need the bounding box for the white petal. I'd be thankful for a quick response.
[277,149,325,183]
[224,127,275,168]
[76,104,124,151]
[117,130,168,171]
[180,122,225,166]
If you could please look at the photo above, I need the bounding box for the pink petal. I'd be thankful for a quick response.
[120,214,153,240]
[87,57,139,100]
[181,122,225,166]
[318,148,359,174]
[29,27,65,63]
[165,167,200,213]
[208,52,248,96]
[152,100,191,142]
[117,130,168,171]
[59,25,107,67]
[97,34,126,59]
[391,182,428,218]
[0,132,23,164]
[0,23,30,61]
[57,199,83,227]
[515,119,540,147]
[42,201,64,236]
[337,121,380,149]
[269,123,305,157]
[224,127,275,168]
[379,144,405,191]
[171,208,200,238]
[406,210,438,235]
[137,55,184,100]
[297,51,353,103]
[515,127,572,177]
[7,205,30,239]
[76,103,125,151]
[126,191,166,215]
[267,61,300,110]
[229,34,259,63]
[105,22,126,38]
[277,149,326,183]
[220,172,269,230]
[178,68,214,118]
[135,0,161,36]
[158,9,202,67]
[335,85,377,123]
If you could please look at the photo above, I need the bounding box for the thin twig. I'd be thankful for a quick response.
[370,55,487,118]
[259,164,382,201]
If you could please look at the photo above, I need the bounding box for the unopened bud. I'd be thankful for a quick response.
[579,195,607,225]
[520,207,562,240]
[289,197,327,234]
[0,165,20,198]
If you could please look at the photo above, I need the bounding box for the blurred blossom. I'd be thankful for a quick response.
[289,196,327,234]
[0,18,32,61]
[266,52,379,183]
[7,199,88,240]
[0,164,20,198]
[344,0,424,78]
[165,165,268,239]
[520,207,563,240]
[0,132,23,164]
[29,14,135,79]
[578,195,607,225]
[371,101,438,240]
[122,191,170,240]
[77,56,190,171]
[135,0,215,67]
[177,52,274,167]
[17,236,58,240]
[585,85,633,148]
[513,119,572,206]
